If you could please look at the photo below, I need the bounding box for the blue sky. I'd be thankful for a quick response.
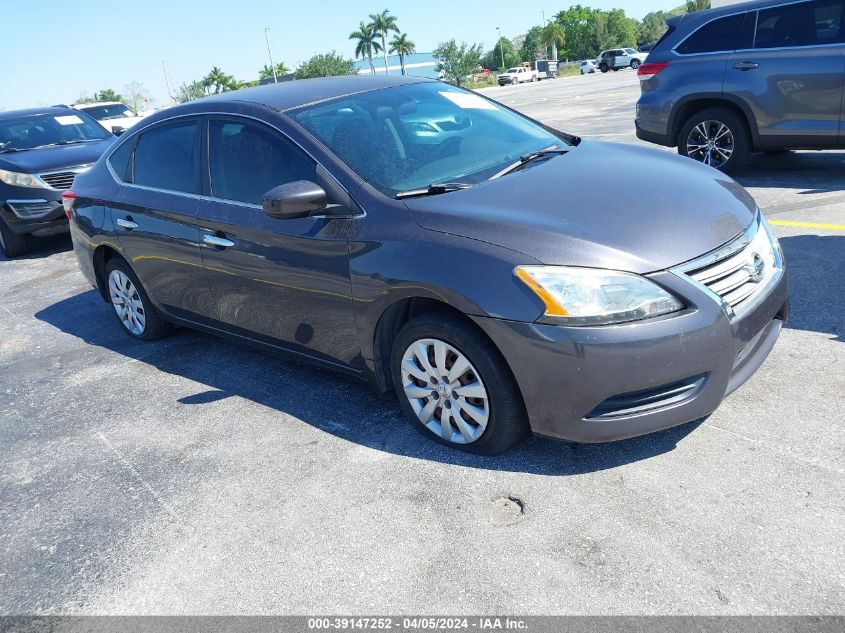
[1,0,673,111]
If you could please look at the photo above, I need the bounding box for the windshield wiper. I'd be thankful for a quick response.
[395,182,473,200]
[491,145,571,180]
[0,147,26,153]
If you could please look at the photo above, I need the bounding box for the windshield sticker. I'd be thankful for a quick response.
[438,91,498,111]
[54,115,84,126]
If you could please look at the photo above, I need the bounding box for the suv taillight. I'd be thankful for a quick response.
[62,191,76,219]
[637,62,668,80]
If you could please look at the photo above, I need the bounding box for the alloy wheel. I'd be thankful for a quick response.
[400,338,490,444]
[686,120,735,169]
[108,269,146,335]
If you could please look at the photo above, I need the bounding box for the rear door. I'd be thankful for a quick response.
[112,117,217,321]
[725,0,845,148]
[195,116,360,368]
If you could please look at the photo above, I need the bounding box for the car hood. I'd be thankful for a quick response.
[402,140,757,273]
[0,138,114,174]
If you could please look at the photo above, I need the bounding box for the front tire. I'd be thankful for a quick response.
[0,218,29,258]
[104,257,173,340]
[599,63,609,73]
[391,313,528,455]
[678,107,750,174]
[511,77,518,85]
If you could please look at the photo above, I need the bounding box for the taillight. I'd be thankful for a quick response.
[637,62,669,80]
[62,191,76,219]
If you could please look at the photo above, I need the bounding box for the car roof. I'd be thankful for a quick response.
[0,106,75,121]
[199,74,436,112]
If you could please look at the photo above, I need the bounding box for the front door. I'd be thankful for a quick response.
[725,0,845,149]
[195,116,360,369]
[112,117,217,321]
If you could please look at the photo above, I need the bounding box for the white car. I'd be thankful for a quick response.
[497,67,538,86]
[596,48,648,73]
[72,101,147,134]
[580,60,597,74]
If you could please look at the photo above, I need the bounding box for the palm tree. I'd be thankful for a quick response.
[350,22,381,75]
[543,22,566,61]
[203,66,238,94]
[389,33,416,76]
[369,10,399,75]
[259,62,289,80]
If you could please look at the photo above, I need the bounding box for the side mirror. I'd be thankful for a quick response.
[262,180,327,219]
[112,126,127,136]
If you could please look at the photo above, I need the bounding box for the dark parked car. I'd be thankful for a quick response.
[0,107,114,257]
[636,0,845,172]
[67,76,788,454]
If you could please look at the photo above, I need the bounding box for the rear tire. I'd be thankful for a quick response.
[391,313,528,455]
[631,59,641,70]
[0,218,29,258]
[103,257,173,341]
[678,107,750,174]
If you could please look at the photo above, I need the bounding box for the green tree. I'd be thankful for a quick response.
[482,37,520,71]
[543,21,566,61]
[369,9,400,75]
[173,80,205,104]
[350,21,381,75]
[93,88,125,103]
[389,32,416,76]
[433,39,483,86]
[202,67,238,94]
[294,51,358,79]
[259,62,289,80]
[520,25,549,62]
[686,0,711,12]
[607,9,638,48]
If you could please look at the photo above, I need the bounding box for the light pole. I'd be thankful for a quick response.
[264,27,278,83]
[496,27,504,70]
[161,60,173,103]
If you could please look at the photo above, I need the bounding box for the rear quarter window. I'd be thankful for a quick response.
[676,12,750,54]
[108,139,134,182]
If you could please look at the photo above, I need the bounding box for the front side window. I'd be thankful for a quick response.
[289,82,565,197]
[755,0,844,48]
[208,120,315,205]
[132,120,199,194]
[0,112,110,153]
[676,13,749,54]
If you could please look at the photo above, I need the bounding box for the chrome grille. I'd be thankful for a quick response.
[39,172,77,190]
[38,164,92,190]
[673,213,783,321]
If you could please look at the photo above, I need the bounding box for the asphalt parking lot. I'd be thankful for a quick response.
[1,70,843,615]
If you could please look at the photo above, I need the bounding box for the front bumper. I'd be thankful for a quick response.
[472,268,788,443]
[1,198,67,236]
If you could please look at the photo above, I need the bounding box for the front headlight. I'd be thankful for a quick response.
[0,168,48,189]
[515,265,683,326]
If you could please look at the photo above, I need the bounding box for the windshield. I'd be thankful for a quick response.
[79,103,134,121]
[0,112,110,152]
[289,82,567,196]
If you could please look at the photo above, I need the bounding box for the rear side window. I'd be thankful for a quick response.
[208,120,314,205]
[755,0,844,48]
[132,121,199,194]
[676,13,750,54]
[108,139,134,182]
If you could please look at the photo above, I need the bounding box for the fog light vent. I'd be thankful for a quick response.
[587,374,707,419]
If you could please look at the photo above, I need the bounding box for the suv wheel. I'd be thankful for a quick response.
[599,63,609,73]
[104,257,173,340]
[391,314,528,455]
[0,218,29,258]
[678,107,750,174]
[511,77,518,85]
[630,59,641,70]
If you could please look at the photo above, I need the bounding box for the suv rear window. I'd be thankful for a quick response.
[676,13,750,54]
[755,0,844,48]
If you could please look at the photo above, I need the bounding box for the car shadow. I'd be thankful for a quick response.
[734,151,845,194]
[0,233,72,262]
[34,290,701,476]
[779,234,844,342]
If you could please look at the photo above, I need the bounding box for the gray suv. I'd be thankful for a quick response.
[635,0,844,172]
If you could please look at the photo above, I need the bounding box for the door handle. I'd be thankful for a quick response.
[732,61,759,71]
[202,233,235,248]
[116,217,139,230]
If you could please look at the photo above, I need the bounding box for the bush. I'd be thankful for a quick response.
[295,52,358,80]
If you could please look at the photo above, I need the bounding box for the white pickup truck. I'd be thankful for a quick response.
[497,66,538,86]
